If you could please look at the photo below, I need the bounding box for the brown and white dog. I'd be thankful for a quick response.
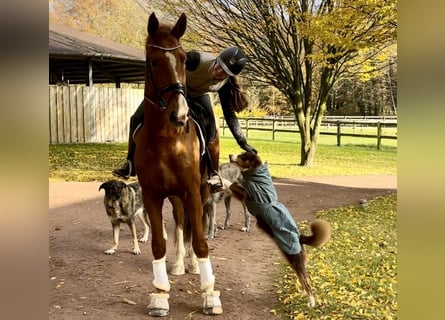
[99,180,151,255]
[228,151,331,307]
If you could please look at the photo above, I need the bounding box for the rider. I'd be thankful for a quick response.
[112,46,257,191]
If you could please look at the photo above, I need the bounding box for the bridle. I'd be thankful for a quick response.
[144,44,187,110]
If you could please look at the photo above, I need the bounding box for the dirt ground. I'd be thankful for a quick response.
[49,175,396,320]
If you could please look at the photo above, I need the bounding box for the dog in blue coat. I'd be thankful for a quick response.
[228,151,331,307]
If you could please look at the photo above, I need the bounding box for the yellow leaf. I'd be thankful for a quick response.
[294,312,306,319]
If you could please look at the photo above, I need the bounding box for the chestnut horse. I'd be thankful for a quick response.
[134,13,222,317]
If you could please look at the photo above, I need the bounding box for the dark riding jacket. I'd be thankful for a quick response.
[185,51,250,151]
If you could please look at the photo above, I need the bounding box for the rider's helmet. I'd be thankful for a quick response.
[217,46,247,76]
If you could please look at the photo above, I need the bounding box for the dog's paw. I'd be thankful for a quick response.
[133,248,142,255]
[138,236,149,243]
[307,296,316,308]
[104,248,116,255]
[240,226,249,232]
[206,233,215,240]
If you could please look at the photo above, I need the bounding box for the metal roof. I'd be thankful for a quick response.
[49,24,146,85]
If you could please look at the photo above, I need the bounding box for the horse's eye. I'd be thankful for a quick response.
[150,59,158,68]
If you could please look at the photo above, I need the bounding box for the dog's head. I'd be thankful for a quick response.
[229,151,263,171]
[99,180,128,202]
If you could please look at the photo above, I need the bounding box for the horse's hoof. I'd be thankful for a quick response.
[202,290,223,315]
[148,293,169,317]
[148,309,169,317]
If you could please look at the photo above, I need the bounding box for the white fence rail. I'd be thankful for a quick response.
[220,116,397,150]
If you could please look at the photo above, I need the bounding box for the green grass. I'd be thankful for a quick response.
[274,194,397,320]
[49,135,396,182]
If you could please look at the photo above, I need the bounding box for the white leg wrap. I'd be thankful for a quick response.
[152,256,170,292]
[198,257,215,292]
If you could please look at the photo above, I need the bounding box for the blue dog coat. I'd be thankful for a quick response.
[241,163,301,255]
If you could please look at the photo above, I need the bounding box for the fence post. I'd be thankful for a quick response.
[245,118,249,138]
[272,117,276,140]
[377,122,382,150]
[337,121,341,146]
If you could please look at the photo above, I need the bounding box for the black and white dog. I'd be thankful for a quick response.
[99,180,151,255]
[204,162,251,239]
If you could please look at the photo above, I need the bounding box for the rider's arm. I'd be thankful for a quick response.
[218,81,256,153]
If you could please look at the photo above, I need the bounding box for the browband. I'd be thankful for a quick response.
[148,44,182,51]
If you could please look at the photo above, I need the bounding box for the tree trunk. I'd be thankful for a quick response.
[300,140,317,167]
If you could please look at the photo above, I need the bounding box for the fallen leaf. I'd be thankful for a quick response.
[122,298,136,305]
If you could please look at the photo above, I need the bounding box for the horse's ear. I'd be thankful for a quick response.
[171,13,187,39]
[148,12,159,37]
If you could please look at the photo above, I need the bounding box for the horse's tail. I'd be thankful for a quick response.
[183,207,208,243]
[183,212,192,243]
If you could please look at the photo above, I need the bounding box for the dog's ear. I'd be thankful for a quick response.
[99,182,108,192]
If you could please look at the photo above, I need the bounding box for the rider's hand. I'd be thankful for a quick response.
[241,144,257,154]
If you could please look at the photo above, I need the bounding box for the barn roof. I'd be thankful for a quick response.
[49,24,146,85]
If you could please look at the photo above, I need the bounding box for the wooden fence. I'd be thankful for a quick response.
[49,86,397,149]
[220,116,397,150]
[49,85,144,143]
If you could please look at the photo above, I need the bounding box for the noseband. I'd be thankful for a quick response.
[145,44,186,110]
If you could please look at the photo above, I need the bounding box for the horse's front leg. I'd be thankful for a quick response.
[143,195,170,317]
[185,192,223,315]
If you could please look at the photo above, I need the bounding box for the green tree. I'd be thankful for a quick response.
[163,0,397,166]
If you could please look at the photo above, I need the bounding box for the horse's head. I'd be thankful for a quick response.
[145,12,189,128]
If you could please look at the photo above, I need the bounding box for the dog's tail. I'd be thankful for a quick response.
[300,219,331,248]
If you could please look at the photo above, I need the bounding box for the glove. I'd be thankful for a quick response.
[241,144,257,154]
